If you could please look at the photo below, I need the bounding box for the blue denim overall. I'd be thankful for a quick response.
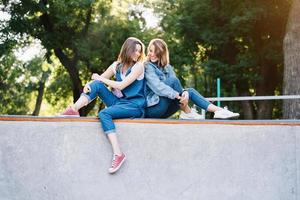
[82,64,146,134]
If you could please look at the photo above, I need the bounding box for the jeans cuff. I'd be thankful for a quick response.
[81,93,92,102]
[104,129,116,134]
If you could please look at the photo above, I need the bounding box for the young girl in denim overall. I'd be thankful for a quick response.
[145,38,239,119]
[62,37,146,173]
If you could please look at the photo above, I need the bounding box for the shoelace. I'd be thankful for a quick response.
[111,155,117,167]
[191,107,198,113]
[111,154,121,168]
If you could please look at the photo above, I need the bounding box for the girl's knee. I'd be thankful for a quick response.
[187,88,196,94]
[98,110,110,119]
[90,80,106,91]
[168,76,180,84]
[166,77,182,92]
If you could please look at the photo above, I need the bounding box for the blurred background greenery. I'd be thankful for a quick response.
[0,0,299,119]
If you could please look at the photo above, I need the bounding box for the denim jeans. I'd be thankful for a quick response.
[186,88,211,111]
[82,80,143,134]
[145,97,180,118]
[164,76,183,93]
[146,77,211,118]
[145,77,182,118]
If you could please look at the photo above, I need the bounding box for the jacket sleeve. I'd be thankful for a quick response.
[145,64,178,99]
[167,65,177,78]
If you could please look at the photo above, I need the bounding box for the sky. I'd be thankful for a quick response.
[1,7,46,62]
[0,9,10,21]
[14,41,46,62]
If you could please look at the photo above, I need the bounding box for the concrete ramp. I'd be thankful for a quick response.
[0,116,299,200]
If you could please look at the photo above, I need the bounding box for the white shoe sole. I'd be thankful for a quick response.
[179,117,203,120]
[57,115,80,117]
[179,115,203,120]
[213,113,240,119]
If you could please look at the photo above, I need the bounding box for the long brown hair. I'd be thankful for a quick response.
[148,38,169,68]
[117,37,145,68]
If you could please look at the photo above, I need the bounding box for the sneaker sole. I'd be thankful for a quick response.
[57,115,80,118]
[179,115,204,120]
[179,117,204,120]
[213,114,240,119]
[108,156,126,174]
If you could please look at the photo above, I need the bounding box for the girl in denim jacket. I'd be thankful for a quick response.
[61,37,146,174]
[145,38,239,119]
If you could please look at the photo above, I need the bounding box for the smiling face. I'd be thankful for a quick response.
[147,44,158,63]
[147,39,169,67]
[132,44,142,62]
[118,37,145,66]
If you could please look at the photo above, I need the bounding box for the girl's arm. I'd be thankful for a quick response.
[85,62,116,85]
[91,62,144,90]
[100,62,117,79]
[145,64,180,99]
[83,62,116,93]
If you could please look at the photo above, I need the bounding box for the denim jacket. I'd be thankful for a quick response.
[145,61,178,107]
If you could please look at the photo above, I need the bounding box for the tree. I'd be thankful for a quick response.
[28,58,50,116]
[283,0,300,119]
[157,0,291,119]
[0,54,48,115]
[0,54,29,114]
[1,0,152,116]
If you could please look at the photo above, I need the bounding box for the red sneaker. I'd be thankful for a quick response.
[61,106,80,117]
[108,153,126,174]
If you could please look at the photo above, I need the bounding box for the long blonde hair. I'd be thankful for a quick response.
[148,38,169,68]
[117,37,145,68]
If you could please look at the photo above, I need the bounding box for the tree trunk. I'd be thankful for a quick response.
[256,64,278,119]
[54,48,94,116]
[54,49,82,100]
[241,100,254,119]
[39,6,95,116]
[283,0,300,119]
[236,86,254,119]
[32,72,49,116]
[256,101,273,119]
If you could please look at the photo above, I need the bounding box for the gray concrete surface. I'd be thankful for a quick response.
[0,118,299,200]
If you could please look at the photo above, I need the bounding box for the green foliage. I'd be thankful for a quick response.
[0,54,28,114]
[1,0,156,115]
[0,0,292,118]
[158,0,290,79]
[0,53,47,114]
[45,64,72,106]
[77,16,143,75]
[154,0,291,118]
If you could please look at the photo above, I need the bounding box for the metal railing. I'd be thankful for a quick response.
[199,95,300,119]
[206,95,300,102]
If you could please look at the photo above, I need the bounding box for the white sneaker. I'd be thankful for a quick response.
[213,108,240,119]
[179,108,204,120]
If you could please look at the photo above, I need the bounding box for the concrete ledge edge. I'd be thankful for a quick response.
[1,115,300,126]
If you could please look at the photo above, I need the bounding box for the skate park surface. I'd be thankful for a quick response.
[0,115,299,200]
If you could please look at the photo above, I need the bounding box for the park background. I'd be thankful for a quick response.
[0,0,299,119]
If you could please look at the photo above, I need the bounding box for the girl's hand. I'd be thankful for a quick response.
[180,91,189,107]
[83,84,91,93]
[175,92,181,100]
[92,73,102,81]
